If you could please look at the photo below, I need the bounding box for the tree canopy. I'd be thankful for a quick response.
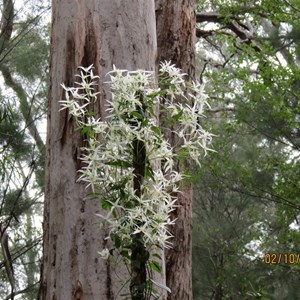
[193,0,300,299]
[0,0,50,298]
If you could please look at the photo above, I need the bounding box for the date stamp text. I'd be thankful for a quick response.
[264,253,300,265]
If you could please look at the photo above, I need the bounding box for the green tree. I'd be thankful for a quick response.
[193,0,300,299]
[0,0,50,298]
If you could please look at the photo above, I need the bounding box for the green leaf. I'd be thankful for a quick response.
[106,160,132,168]
[114,234,122,249]
[145,165,155,181]
[80,127,87,136]
[173,109,183,121]
[152,253,162,260]
[149,260,162,273]
[142,118,149,126]
[130,111,143,119]
[148,106,156,118]
[120,250,130,260]
[101,197,113,211]
[88,130,95,138]
[151,125,161,136]
[147,90,162,99]
[86,111,95,117]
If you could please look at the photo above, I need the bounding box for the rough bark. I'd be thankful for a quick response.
[40,1,156,299]
[156,1,195,77]
[156,1,196,299]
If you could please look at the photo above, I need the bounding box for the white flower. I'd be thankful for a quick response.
[60,62,214,265]
[99,248,110,260]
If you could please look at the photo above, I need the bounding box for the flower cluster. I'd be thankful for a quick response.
[60,65,100,125]
[59,62,213,260]
[159,62,213,164]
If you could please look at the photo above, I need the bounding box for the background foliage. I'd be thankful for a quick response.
[193,0,300,299]
[0,0,50,298]
[0,0,299,299]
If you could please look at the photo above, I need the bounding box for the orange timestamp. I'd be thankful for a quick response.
[264,253,300,265]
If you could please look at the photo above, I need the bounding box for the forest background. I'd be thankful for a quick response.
[0,0,299,299]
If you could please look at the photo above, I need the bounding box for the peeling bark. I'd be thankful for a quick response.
[40,1,157,299]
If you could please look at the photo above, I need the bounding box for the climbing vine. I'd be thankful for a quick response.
[60,62,213,299]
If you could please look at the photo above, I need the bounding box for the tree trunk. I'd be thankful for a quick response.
[39,1,157,299]
[155,1,195,76]
[155,1,196,299]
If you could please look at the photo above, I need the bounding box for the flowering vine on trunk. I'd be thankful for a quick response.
[59,62,214,299]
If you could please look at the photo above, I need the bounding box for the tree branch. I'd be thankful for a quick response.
[206,107,235,113]
[196,11,261,52]
[197,11,253,40]
[0,0,14,55]
[0,223,15,299]
[0,63,45,154]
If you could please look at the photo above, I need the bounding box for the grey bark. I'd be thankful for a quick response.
[40,1,157,299]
